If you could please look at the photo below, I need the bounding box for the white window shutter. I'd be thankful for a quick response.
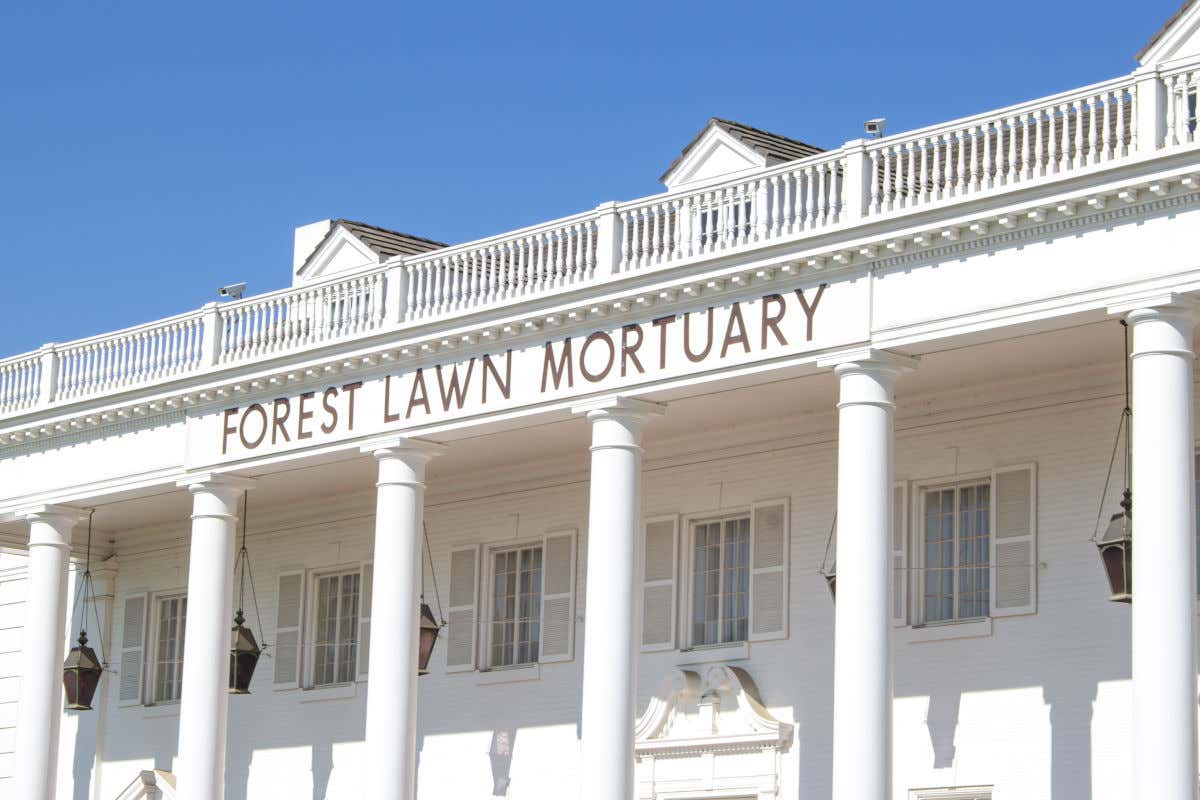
[750,498,789,641]
[446,546,479,673]
[273,571,305,689]
[893,481,909,627]
[990,463,1038,617]
[640,515,678,652]
[540,529,578,663]
[117,593,148,706]
[357,562,373,681]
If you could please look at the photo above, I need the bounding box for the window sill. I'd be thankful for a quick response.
[140,703,180,720]
[476,664,541,685]
[899,617,992,644]
[298,682,358,703]
[676,641,750,665]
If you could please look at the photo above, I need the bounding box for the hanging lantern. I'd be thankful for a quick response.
[63,510,105,711]
[417,522,446,675]
[229,492,266,693]
[1093,320,1134,603]
[1096,491,1133,602]
[229,610,262,694]
[418,603,440,675]
[63,631,103,710]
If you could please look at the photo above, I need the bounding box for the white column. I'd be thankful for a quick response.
[573,396,664,800]
[362,437,445,800]
[1118,297,1198,800]
[821,350,914,800]
[175,476,254,800]
[15,505,83,800]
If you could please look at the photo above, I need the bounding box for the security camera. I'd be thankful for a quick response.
[217,282,246,300]
[864,118,886,138]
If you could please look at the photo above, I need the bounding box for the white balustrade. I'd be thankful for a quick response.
[404,214,598,320]
[217,271,386,363]
[1163,66,1200,148]
[0,354,42,414]
[864,75,1138,216]
[55,313,206,401]
[616,151,846,272]
[1,60,1195,419]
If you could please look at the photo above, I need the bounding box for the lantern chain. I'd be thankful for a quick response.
[68,509,107,667]
[818,512,836,577]
[234,492,268,652]
[422,522,445,625]
[1090,320,1133,544]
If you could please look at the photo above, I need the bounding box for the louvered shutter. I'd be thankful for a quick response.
[117,593,148,706]
[446,546,479,673]
[540,530,578,663]
[990,463,1038,617]
[273,571,304,688]
[893,481,909,627]
[357,562,373,680]
[640,516,678,652]
[750,498,789,641]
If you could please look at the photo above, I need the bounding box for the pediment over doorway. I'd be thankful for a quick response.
[634,665,792,799]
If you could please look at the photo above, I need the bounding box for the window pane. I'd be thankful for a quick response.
[924,489,955,622]
[154,596,187,702]
[958,484,990,619]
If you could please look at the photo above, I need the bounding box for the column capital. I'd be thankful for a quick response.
[18,504,88,526]
[19,505,86,550]
[816,347,919,376]
[176,473,257,495]
[571,395,666,423]
[1108,292,1200,319]
[359,435,447,463]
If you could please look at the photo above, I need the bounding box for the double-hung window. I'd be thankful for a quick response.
[921,481,991,623]
[489,545,543,668]
[152,594,187,703]
[311,570,360,687]
[691,515,750,646]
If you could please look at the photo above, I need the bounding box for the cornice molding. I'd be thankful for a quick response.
[3,164,1199,455]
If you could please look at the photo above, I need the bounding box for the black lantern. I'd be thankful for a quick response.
[1097,492,1132,602]
[63,510,105,711]
[229,492,266,693]
[1093,320,1134,603]
[229,610,262,694]
[418,603,440,675]
[417,522,446,675]
[63,631,103,710]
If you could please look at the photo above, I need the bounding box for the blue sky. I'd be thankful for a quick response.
[0,1,1181,356]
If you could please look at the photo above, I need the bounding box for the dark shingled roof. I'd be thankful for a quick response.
[334,219,447,259]
[660,118,825,183]
[1137,0,1198,60]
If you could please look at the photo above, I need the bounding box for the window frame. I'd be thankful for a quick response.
[913,472,993,627]
[681,508,753,650]
[482,539,546,670]
[146,589,187,706]
[304,565,363,689]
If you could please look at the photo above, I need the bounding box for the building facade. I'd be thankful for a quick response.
[4,4,1200,799]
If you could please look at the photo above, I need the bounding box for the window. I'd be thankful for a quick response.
[921,481,991,623]
[445,530,577,674]
[311,570,360,687]
[661,500,788,653]
[691,515,750,646]
[489,545,543,667]
[152,594,187,703]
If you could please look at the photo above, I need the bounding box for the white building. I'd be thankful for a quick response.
[4,4,1200,799]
